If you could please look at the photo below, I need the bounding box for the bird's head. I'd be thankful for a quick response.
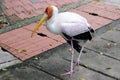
[31,5,58,37]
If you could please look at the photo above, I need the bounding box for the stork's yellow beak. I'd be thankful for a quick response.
[31,14,48,37]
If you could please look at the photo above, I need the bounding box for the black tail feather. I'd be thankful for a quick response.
[88,27,95,33]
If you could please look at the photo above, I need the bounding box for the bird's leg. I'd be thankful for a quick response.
[61,38,74,76]
[75,40,87,68]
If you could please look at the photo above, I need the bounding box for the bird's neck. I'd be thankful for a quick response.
[45,14,57,33]
[46,7,58,24]
[46,13,58,24]
[46,12,61,34]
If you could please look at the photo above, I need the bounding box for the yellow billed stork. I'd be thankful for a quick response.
[31,5,94,76]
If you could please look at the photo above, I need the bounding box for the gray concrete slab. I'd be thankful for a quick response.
[0,59,21,70]
[0,47,21,69]
[101,30,120,43]
[0,66,59,80]
[81,49,120,79]
[86,37,120,61]
[58,43,120,79]
[101,0,120,7]
[30,44,115,80]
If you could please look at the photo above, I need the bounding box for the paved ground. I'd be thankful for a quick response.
[0,0,120,80]
[0,23,120,80]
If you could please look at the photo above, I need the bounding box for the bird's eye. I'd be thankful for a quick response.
[45,8,49,14]
[45,6,53,15]
[45,6,53,19]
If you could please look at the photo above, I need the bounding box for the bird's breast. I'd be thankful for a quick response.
[46,21,61,34]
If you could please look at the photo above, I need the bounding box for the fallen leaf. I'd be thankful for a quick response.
[16,49,27,53]
[99,52,103,55]
[114,43,117,46]
[109,27,114,31]
[49,43,52,46]
[116,7,120,10]
[105,67,111,70]
[1,68,7,71]
[84,64,89,68]
[34,57,39,60]
[68,48,72,52]
[107,43,111,46]
[80,78,85,80]
[18,25,21,27]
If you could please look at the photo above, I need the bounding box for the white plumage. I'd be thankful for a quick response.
[31,5,94,76]
[45,8,92,36]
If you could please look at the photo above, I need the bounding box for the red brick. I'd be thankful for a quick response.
[14,53,28,58]
[0,29,17,41]
[0,43,18,55]
[10,35,46,49]
[29,38,61,51]
[26,40,46,51]
[3,33,31,46]
[1,1,119,61]
[14,6,26,13]
[4,0,12,3]
[78,1,120,15]
[2,2,13,8]
[69,9,112,30]
[62,0,73,4]
[97,9,120,20]
[11,0,24,7]
[16,13,27,19]
[23,4,34,11]
[35,8,44,15]
[3,1,20,9]
[52,35,66,43]
[77,5,99,13]
[25,10,37,18]
[15,37,63,61]
[39,2,49,9]
[8,14,21,21]
[39,0,45,2]
[23,23,48,34]
[19,0,32,5]
[77,2,120,20]
[0,28,29,43]
[4,8,16,16]
[54,0,67,8]
[71,0,81,3]
[87,1,117,11]
[32,3,42,9]
[0,29,22,42]
[47,1,58,6]
[46,41,62,50]
[32,2,48,10]
[90,22,101,30]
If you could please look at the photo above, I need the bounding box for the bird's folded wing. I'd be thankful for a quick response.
[61,22,90,37]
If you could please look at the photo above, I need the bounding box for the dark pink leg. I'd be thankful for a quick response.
[61,39,74,76]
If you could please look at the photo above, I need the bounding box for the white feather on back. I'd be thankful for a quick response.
[46,11,92,36]
[55,12,91,36]
[61,22,89,37]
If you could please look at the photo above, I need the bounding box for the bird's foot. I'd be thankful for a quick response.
[60,70,73,77]
[75,61,79,66]
[74,60,81,70]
